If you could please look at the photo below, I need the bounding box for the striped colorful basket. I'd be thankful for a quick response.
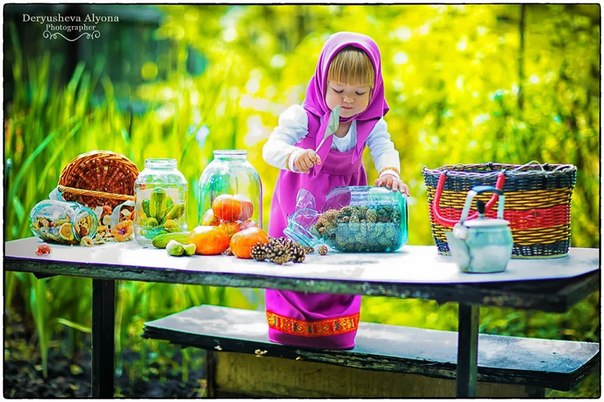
[422,162,577,258]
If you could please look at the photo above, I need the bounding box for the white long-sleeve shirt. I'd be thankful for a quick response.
[263,105,400,178]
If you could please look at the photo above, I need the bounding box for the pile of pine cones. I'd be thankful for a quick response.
[250,237,327,265]
[312,205,403,252]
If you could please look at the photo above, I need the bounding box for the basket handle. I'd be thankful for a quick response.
[432,171,506,227]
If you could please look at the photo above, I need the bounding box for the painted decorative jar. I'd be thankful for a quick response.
[30,200,99,245]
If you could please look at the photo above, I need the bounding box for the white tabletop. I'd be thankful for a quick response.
[4,238,599,285]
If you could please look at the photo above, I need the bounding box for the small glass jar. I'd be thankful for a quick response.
[30,200,98,245]
[198,150,262,228]
[134,158,188,246]
[313,186,408,252]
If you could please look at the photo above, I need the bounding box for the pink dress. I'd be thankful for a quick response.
[265,32,389,350]
[266,118,366,349]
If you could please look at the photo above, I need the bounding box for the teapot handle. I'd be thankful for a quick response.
[459,186,505,224]
[431,172,506,227]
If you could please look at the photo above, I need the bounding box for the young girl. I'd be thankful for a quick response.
[262,31,408,350]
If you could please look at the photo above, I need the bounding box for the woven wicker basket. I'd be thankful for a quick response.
[423,162,577,258]
[58,151,140,209]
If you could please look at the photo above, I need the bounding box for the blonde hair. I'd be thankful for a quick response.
[327,46,375,87]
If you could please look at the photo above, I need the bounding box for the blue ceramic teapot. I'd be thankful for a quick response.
[445,186,513,273]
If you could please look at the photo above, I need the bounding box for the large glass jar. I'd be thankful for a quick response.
[314,186,408,252]
[30,200,98,245]
[198,150,263,229]
[134,158,188,246]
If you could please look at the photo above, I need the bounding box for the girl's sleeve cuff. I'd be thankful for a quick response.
[286,149,306,172]
[378,167,400,179]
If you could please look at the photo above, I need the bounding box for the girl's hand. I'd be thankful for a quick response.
[294,149,322,173]
[375,174,410,196]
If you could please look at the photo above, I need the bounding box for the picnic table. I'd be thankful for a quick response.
[4,238,600,397]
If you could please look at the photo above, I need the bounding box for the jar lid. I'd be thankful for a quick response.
[144,158,177,168]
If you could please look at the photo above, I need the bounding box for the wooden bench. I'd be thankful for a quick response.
[142,304,599,398]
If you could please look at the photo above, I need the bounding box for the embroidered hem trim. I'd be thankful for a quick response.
[266,310,360,338]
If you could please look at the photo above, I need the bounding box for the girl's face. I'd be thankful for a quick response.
[325,80,371,118]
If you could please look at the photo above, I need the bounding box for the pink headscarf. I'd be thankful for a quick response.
[302,31,389,161]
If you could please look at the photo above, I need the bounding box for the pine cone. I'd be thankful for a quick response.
[275,236,295,249]
[290,244,306,263]
[265,238,291,264]
[250,243,269,261]
[366,208,377,223]
[268,246,292,264]
[270,253,292,265]
[317,245,328,255]
[264,246,276,261]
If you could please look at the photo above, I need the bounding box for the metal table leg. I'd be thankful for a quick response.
[456,303,479,397]
[92,279,115,397]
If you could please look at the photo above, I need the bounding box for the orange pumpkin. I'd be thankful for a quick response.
[217,220,242,238]
[230,227,269,259]
[189,225,230,255]
[234,194,254,221]
[212,194,254,221]
[212,194,242,221]
[200,208,219,226]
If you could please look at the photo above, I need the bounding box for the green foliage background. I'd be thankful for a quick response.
[4,4,600,396]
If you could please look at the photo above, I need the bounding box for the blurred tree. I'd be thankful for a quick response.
[152,4,599,246]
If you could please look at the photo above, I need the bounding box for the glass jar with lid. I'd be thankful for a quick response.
[30,200,99,245]
[134,158,188,246]
[313,186,408,252]
[284,186,408,252]
[198,150,262,229]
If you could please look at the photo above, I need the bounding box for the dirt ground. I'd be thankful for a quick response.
[4,312,206,398]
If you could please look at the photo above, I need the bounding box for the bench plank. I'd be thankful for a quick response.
[143,304,599,391]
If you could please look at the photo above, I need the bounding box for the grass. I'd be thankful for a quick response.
[4,41,264,379]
